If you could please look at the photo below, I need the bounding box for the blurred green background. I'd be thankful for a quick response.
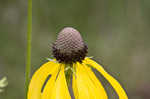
[0,0,150,99]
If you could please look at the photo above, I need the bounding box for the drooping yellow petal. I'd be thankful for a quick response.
[41,64,71,99]
[83,63,108,99]
[73,62,108,99]
[84,58,128,99]
[28,61,59,99]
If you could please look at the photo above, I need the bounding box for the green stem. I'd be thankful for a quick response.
[65,64,73,87]
[25,0,32,98]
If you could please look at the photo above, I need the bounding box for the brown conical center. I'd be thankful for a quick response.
[52,27,88,63]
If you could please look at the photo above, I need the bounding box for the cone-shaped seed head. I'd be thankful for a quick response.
[52,27,88,63]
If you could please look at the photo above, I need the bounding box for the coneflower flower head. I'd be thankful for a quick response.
[28,27,128,99]
[52,27,87,63]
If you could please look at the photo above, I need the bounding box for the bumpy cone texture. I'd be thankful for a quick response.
[52,27,88,63]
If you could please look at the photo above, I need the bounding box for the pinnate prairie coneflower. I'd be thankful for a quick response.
[28,27,128,99]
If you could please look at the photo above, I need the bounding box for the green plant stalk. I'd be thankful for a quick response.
[65,64,73,87]
[25,0,32,98]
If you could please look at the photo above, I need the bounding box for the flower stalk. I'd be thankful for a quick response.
[25,0,32,98]
[65,64,73,86]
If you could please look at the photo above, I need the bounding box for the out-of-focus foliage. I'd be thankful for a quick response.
[0,77,8,93]
[0,0,150,99]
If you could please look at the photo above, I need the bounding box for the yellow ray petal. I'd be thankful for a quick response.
[83,63,108,99]
[73,62,108,99]
[28,61,59,99]
[84,58,128,99]
[41,64,71,99]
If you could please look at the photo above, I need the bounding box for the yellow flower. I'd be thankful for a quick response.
[28,27,128,99]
